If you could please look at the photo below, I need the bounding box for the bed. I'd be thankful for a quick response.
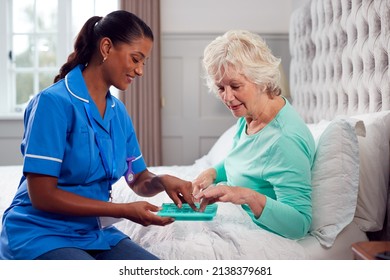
[1,0,390,259]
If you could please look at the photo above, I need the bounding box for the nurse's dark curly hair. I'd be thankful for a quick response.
[54,10,153,83]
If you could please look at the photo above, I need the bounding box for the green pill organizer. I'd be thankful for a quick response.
[157,203,218,221]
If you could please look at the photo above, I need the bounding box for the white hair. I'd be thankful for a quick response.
[202,30,282,96]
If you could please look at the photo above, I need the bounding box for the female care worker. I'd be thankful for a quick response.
[0,10,195,260]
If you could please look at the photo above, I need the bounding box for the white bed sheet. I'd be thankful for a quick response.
[113,165,308,260]
[0,165,20,223]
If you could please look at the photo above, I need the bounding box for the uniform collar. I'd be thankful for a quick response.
[65,64,116,128]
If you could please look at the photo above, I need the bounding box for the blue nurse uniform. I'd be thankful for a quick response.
[0,65,147,260]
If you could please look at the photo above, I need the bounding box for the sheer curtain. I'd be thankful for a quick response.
[120,0,162,166]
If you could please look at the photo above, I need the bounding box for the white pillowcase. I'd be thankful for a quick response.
[205,125,236,166]
[308,117,364,247]
[350,111,390,232]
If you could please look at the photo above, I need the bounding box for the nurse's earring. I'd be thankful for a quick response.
[102,56,107,64]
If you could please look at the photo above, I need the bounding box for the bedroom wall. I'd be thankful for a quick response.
[161,0,310,34]
[0,0,308,166]
[161,0,291,33]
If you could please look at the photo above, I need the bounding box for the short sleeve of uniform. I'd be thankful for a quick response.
[22,92,68,177]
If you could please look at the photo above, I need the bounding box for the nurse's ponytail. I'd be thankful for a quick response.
[54,16,101,83]
[53,10,153,83]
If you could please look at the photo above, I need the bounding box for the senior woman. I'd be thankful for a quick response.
[193,30,315,240]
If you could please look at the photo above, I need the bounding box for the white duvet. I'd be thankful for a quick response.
[111,159,308,260]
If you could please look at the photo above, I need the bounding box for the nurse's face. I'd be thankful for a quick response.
[104,37,153,91]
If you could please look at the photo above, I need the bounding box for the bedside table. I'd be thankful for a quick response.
[352,241,390,260]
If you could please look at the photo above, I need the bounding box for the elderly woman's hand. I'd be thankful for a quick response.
[191,168,217,202]
[194,184,266,218]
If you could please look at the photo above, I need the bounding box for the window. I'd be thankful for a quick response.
[0,0,119,116]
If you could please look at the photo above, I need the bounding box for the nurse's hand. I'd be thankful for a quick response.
[123,201,174,226]
[157,174,197,211]
[129,170,196,210]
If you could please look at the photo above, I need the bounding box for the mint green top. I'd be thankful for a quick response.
[214,99,315,239]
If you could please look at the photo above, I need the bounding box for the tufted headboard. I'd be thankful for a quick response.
[289,0,390,123]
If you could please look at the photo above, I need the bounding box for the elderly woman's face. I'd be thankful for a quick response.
[215,69,265,118]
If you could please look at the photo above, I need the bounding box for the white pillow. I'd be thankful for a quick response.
[205,125,236,166]
[308,117,364,247]
[306,120,333,147]
[350,111,390,232]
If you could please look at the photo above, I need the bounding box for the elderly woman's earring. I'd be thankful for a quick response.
[102,57,107,64]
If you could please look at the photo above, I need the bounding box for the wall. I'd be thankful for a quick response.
[160,0,293,33]
[0,118,24,165]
